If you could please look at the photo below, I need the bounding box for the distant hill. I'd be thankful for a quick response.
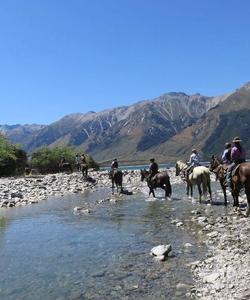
[0,124,45,147]
[152,82,250,161]
[1,83,250,164]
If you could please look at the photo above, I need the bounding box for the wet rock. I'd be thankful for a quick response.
[151,244,172,258]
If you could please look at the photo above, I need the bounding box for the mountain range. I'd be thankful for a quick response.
[1,82,250,164]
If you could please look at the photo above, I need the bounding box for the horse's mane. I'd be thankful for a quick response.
[176,160,188,169]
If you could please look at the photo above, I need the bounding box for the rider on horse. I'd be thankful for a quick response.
[148,158,159,185]
[75,153,81,171]
[186,149,200,177]
[111,158,118,170]
[80,154,88,176]
[225,137,246,187]
[221,142,232,164]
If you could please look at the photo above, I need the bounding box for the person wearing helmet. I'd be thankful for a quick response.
[221,142,232,165]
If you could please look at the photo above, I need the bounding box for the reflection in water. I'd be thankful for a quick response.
[0,182,227,300]
[0,217,11,246]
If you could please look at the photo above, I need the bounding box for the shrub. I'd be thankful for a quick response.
[31,146,75,174]
[0,134,27,176]
[85,154,100,170]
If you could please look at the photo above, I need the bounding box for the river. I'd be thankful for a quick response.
[0,177,228,300]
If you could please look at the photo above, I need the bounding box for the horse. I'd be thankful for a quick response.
[175,160,212,203]
[109,168,123,194]
[210,156,250,215]
[209,156,228,206]
[79,163,88,177]
[59,162,73,173]
[140,169,172,198]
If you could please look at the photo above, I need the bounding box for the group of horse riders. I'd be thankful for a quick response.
[177,136,246,189]
[75,153,88,176]
[129,135,245,191]
[59,153,88,175]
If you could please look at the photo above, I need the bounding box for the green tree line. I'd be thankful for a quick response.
[0,133,99,176]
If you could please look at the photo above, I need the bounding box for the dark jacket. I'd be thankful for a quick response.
[149,162,158,176]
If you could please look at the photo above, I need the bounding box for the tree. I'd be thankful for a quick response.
[0,134,27,176]
[31,146,75,174]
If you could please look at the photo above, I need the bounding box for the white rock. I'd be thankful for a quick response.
[151,244,172,257]
[203,273,220,283]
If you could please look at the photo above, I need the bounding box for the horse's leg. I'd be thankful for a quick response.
[186,183,189,196]
[111,179,114,194]
[244,180,250,217]
[149,187,155,197]
[231,186,239,212]
[220,180,227,206]
[197,183,202,203]
[208,181,212,203]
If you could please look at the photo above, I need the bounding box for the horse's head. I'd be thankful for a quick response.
[140,169,149,181]
[175,160,186,176]
[209,155,221,172]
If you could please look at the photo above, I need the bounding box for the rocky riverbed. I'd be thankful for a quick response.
[0,169,249,299]
[189,203,250,300]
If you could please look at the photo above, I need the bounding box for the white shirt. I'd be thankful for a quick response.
[188,153,200,167]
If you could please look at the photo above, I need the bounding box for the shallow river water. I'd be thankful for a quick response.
[0,181,228,300]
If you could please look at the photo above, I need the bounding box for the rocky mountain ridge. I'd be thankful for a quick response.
[1,83,249,163]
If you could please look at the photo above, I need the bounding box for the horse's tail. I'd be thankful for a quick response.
[166,176,172,197]
[201,172,209,197]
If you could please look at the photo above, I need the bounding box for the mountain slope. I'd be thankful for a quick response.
[2,83,248,164]
[152,82,250,161]
[13,92,219,160]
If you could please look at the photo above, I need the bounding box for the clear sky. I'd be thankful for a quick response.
[0,0,250,125]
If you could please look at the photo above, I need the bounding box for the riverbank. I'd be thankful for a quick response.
[189,202,250,300]
[0,170,249,299]
[0,169,146,208]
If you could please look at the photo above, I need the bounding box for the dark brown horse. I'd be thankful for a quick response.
[209,156,228,206]
[210,156,250,215]
[140,169,172,198]
[109,169,123,194]
[59,162,73,173]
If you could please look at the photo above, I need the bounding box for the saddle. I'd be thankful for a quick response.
[232,164,241,177]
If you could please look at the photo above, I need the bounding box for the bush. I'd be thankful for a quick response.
[85,154,100,170]
[0,134,27,177]
[31,146,75,174]
[31,146,100,174]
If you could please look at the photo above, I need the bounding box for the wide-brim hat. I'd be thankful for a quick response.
[232,137,242,143]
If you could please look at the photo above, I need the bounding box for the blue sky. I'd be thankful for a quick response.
[0,0,250,124]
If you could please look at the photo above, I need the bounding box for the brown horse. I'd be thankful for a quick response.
[59,162,73,173]
[109,169,123,194]
[210,156,250,215]
[209,156,228,206]
[140,169,172,198]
